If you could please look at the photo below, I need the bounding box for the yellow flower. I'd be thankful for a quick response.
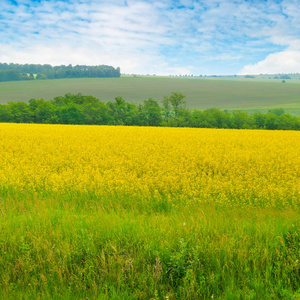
[0,123,299,208]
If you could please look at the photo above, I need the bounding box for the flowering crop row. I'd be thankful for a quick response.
[0,123,299,208]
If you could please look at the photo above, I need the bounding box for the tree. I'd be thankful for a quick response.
[265,113,278,130]
[0,104,12,122]
[8,102,33,123]
[162,97,172,123]
[107,97,137,125]
[163,92,186,117]
[276,114,298,130]
[142,98,162,126]
[56,104,85,124]
[252,112,266,129]
[36,73,46,80]
[29,99,56,123]
[168,108,192,127]
[199,108,231,128]
[231,110,251,129]
[82,101,111,125]
[268,108,285,116]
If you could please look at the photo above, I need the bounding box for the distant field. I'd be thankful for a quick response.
[1,76,300,115]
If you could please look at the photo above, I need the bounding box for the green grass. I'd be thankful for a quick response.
[229,103,300,117]
[1,189,300,299]
[1,76,300,115]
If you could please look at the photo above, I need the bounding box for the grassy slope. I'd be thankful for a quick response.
[1,76,300,115]
[1,191,300,299]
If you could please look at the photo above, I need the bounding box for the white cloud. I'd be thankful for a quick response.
[238,1,300,74]
[0,0,172,73]
[1,0,300,74]
[239,50,300,74]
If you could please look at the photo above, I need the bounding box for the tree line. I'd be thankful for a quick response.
[0,63,120,82]
[0,92,299,130]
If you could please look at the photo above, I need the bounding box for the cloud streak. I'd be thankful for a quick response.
[0,0,300,75]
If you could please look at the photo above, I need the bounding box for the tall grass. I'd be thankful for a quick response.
[1,190,300,299]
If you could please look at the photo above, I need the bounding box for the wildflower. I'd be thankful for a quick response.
[0,124,298,209]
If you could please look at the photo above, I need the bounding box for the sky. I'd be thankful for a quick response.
[0,0,300,75]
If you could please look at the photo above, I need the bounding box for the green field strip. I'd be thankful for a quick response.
[1,77,300,114]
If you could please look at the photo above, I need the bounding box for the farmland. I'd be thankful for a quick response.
[0,123,299,299]
[1,76,300,115]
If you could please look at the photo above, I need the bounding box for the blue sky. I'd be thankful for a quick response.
[0,0,300,75]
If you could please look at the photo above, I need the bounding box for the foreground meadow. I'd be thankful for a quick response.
[0,124,300,299]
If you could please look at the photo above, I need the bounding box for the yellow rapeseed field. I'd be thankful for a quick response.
[0,123,299,208]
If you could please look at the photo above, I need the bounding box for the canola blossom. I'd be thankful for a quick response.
[0,123,299,208]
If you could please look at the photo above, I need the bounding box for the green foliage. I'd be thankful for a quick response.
[161,97,172,123]
[0,69,24,82]
[29,99,57,124]
[269,107,285,116]
[1,93,300,130]
[0,104,12,122]
[82,100,110,125]
[57,103,86,125]
[231,110,252,129]
[7,101,32,123]
[253,112,266,128]
[200,108,232,128]
[164,239,192,285]
[36,73,47,80]
[0,63,121,82]
[107,96,137,125]
[142,98,162,126]
[280,75,291,79]
[163,92,186,117]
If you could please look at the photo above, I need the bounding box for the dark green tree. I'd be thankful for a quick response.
[163,92,186,117]
[29,99,56,123]
[56,104,85,124]
[82,101,111,125]
[0,104,12,122]
[8,102,32,123]
[107,97,137,125]
[268,108,285,116]
[265,113,278,130]
[252,112,266,129]
[231,110,252,129]
[142,98,162,126]
[162,97,172,123]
